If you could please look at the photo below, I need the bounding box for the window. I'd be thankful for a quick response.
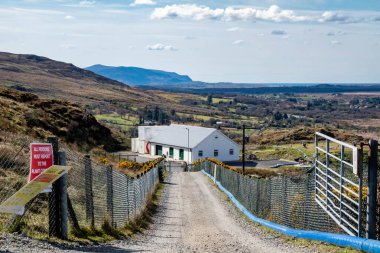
[169,147,174,158]
[214,149,219,157]
[179,149,184,160]
[229,149,234,155]
[155,145,162,156]
[198,150,203,157]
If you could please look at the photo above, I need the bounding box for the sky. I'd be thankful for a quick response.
[0,0,379,83]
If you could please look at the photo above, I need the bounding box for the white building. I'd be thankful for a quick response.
[131,124,240,163]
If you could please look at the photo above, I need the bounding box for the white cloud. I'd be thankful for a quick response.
[233,40,244,45]
[271,30,287,36]
[319,11,380,23]
[330,40,341,45]
[79,1,95,6]
[227,27,241,32]
[64,15,75,20]
[146,43,177,51]
[151,4,380,24]
[184,36,196,40]
[151,4,313,22]
[130,0,156,7]
[325,31,346,36]
[319,11,352,23]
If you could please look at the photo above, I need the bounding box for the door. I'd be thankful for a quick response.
[179,149,184,160]
[169,147,174,158]
[155,145,162,156]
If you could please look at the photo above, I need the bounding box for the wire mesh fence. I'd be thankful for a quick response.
[0,131,161,238]
[201,160,342,233]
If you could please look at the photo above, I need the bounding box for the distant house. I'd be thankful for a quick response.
[131,124,240,163]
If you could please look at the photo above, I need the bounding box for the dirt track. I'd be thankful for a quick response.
[118,172,311,253]
[1,172,316,253]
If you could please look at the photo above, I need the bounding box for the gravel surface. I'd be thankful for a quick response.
[0,172,317,253]
[225,159,298,169]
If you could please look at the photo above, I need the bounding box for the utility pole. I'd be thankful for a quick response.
[219,124,254,175]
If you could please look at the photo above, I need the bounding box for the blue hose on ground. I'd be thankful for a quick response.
[202,169,380,253]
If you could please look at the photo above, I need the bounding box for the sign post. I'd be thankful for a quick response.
[0,165,70,215]
[29,143,54,192]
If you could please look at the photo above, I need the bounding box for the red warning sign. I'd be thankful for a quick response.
[29,143,54,182]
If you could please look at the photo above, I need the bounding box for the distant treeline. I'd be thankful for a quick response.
[160,84,380,95]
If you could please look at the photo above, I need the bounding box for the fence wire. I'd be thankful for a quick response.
[0,132,160,238]
[64,148,160,230]
[202,160,342,233]
[1,131,378,240]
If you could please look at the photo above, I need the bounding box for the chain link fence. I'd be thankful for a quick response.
[0,131,161,238]
[201,160,342,233]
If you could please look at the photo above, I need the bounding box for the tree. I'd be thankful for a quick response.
[273,111,283,121]
[158,110,164,124]
[154,106,159,121]
[207,94,213,105]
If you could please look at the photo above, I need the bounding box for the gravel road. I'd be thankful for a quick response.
[0,172,316,253]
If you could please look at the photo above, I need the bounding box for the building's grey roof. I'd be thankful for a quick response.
[148,124,216,148]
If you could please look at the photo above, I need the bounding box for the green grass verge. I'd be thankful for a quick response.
[206,172,361,253]
[67,182,164,244]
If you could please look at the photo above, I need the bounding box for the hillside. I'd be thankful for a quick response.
[0,52,215,116]
[0,88,122,151]
[86,64,192,86]
[0,52,165,110]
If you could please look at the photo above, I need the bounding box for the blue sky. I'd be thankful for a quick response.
[0,0,379,83]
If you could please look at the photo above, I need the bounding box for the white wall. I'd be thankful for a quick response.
[193,131,239,162]
[135,129,240,163]
[149,143,192,162]
[131,138,147,153]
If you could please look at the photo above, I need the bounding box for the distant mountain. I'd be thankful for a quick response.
[85,65,193,86]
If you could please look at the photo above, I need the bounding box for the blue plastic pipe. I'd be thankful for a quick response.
[202,169,380,253]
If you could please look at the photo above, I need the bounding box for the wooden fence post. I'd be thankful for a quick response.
[48,136,60,238]
[57,151,68,240]
[367,140,378,239]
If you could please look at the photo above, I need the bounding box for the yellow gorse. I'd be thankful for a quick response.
[118,157,164,173]
[331,184,368,202]
[99,157,109,165]
[194,158,241,174]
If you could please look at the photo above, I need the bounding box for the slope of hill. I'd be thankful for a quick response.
[0,88,122,151]
[0,52,163,109]
[86,64,192,86]
[0,52,214,116]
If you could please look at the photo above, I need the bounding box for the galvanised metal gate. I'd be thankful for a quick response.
[314,132,364,237]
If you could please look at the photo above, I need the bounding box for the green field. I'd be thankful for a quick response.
[95,113,139,131]
[250,143,314,161]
